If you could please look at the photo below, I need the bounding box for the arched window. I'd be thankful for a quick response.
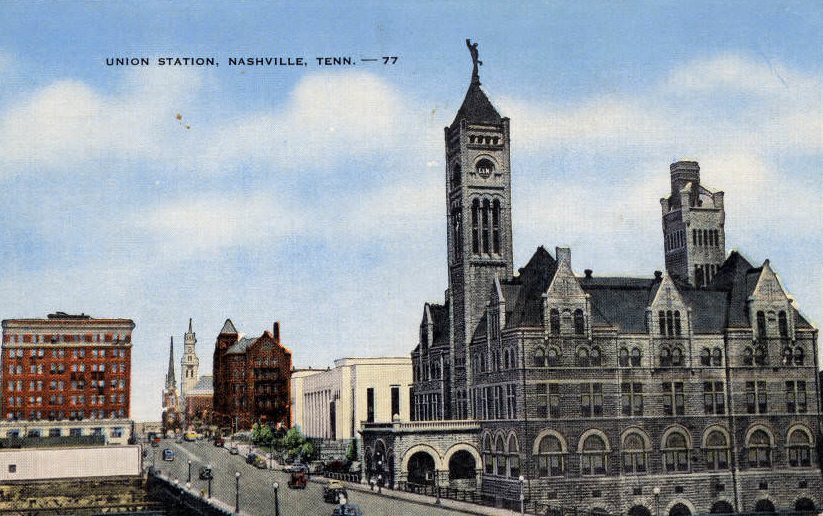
[495,435,506,476]
[754,345,767,366]
[482,434,493,474]
[712,348,722,366]
[492,200,501,255]
[666,311,674,336]
[562,310,573,333]
[550,309,560,335]
[622,432,647,474]
[663,431,689,472]
[471,199,480,254]
[794,346,805,366]
[778,311,788,337]
[574,309,585,335]
[546,347,560,367]
[481,199,491,254]
[747,429,772,468]
[787,429,812,467]
[451,163,461,187]
[507,434,520,477]
[674,311,682,335]
[743,346,754,366]
[658,311,666,336]
[631,348,641,367]
[782,346,793,365]
[660,347,671,367]
[704,430,729,470]
[536,434,565,477]
[618,348,630,368]
[756,311,767,339]
[576,348,590,367]
[532,348,546,368]
[700,348,711,366]
[581,434,608,475]
[590,347,602,367]
[671,347,684,367]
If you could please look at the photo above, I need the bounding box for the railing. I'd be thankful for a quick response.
[396,420,480,431]
[399,482,616,516]
[323,471,361,483]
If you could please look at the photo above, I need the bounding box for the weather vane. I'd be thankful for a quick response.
[466,39,482,83]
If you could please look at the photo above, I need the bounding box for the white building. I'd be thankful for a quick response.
[0,418,134,446]
[291,357,412,441]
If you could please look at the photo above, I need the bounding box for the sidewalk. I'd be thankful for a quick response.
[307,474,523,516]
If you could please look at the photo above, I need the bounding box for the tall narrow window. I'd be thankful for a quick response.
[787,429,812,467]
[785,381,807,414]
[574,309,585,335]
[747,430,772,468]
[703,381,725,414]
[658,311,666,336]
[663,431,689,472]
[469,200,481,255]
[580,383,603,417]
[673,311,682,335]
[536,434,564,477]
[550,309,560,335]
[581,434,608,475]
[481,199,491,254]
[622,433,647,474]
[366,388,375,423]
[621,383,644,416]
[704,431,729,470]
[778,311,788,337]
[391,386,400,418]
[756,311,767,339]
[507,434,520,478]
[631,348,641,367]
[662,382,685,415]
[745,381,768,414]
[492,200,501,255]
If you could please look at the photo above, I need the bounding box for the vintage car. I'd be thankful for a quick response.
[332,503,363,516]
[213,437,225,447]
[287,470,307,489]
[229,445,239,455]
[162,448,175,461]
[323,480,347,504]
[198,465,213,480]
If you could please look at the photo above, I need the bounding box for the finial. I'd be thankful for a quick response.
[465,39,482,84]
[188,318,193,333]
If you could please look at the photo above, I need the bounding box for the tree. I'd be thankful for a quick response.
[252,423,274,446]
[346,438,359,462]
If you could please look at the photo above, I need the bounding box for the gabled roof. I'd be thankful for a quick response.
[226,336,257,355]
[450,80,502,128]
[189,375,214,394]
[219,319,238,335]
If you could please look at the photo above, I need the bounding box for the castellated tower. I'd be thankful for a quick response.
[660,161,726,287]
[180,318,199,399]
[445,40,514,417]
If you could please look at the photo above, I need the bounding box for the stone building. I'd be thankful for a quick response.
[362,42,821,515]
[212,319,292,432]
[161,337,182,435]
[180,318,199,400]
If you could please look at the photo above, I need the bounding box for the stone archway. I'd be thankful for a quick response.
[407,451,436,486]
[669,503,691,516]
[629,506,652,516]
[710,501,734,514]
[754,500,775,513]
[447,450,476,490]
[795,498,816,513]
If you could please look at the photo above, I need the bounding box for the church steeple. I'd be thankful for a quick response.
[181,318,199,400]
[165,337,176,390]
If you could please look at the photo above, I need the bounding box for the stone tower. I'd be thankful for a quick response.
[660,161,726,287]
[161,337,181,433]
[180,318,199,399]
[445,40,514,418]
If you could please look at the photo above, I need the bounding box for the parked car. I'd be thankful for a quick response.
[284,463,308,473]
[198,465,213,480]
[214,437,225,447]
[246,453,258,465]
[323,480,347,504]
[150,437,160,447]
[162,448,175,461]
[308,461,325,474]
[175,436,183,444]
[183,431,197,442]
[332,502,363,516]
[229,445,239,455]
[253,455,268,469]
[288,471,307,489]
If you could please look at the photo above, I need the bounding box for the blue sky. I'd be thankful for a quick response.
[0,2,821,420]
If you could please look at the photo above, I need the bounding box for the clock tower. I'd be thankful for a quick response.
[180,318,199,400]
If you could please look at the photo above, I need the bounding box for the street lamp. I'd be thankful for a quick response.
[187,460,192,483]
[207,474,212,499]
[519,475,525,516]
[235,471,241,514]
[272,482,280,516]
[653,486,661,516]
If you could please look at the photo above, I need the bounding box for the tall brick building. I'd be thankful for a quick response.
[212,319,292,432]
[2,312,133,422]
[362,42,821,515]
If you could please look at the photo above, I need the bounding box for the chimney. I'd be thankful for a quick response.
[273,321,280,342]
[555,247,571,268]
[654,270,663,280]
[584,269,593,279]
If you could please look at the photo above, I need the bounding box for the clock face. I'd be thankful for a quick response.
[475,158,495,178]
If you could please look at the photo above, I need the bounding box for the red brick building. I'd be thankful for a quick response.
[213,320,292,432]
[2,312,134,421]
[184,375,213,427]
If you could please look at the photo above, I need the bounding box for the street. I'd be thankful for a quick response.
[147,440,469,516]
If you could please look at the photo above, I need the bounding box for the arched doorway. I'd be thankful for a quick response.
[670,503,691,516]
[448,449,476,489]
[407,451,436,486]
[795,498,816,513]
[754,500,775,513]
[629,506,652,516]
[710,501,734,514]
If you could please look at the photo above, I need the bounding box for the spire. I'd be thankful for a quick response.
[451,39,502,128]
[165,337,176,389]
[188,318,193,333]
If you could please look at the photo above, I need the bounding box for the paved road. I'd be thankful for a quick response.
[147,439,467,516]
